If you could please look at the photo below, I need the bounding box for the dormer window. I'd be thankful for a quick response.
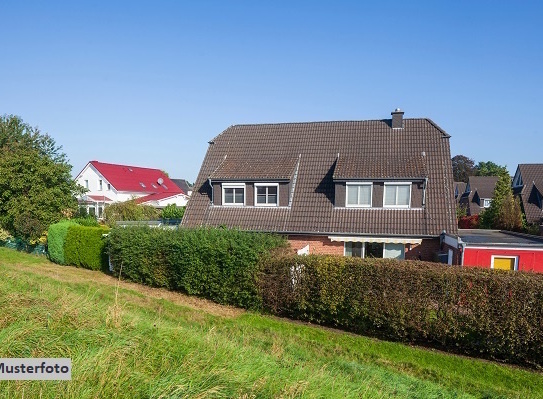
[384,183,411,208]
[255,183,278,206]
[222,183,245,206]
[482,198,492,208]
[346,183,372,207]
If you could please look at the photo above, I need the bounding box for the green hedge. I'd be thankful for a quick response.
[47,221,78,264]
[258,255,543,368]
[108,226,287,309]
[64,225,110,270]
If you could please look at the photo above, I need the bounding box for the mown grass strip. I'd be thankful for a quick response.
[0,248,541,398]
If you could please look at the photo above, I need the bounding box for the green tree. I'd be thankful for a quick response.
[452,155,476,182]
[0,115,82,240]
[161,204,185,219]
[103,200,160,227]
[475,161,509,177]
[479,173,522,230]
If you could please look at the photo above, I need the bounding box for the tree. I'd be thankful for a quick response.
[0,115,81,240]
[475,161,509,177]
[161,204,185,219]
[479,173,522,230]
[452,155,476,182]
[102,200,160,227]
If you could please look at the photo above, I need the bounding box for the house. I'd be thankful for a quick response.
[512,164,543,228]
[458,176,499,216]
[443,229,543,272]
[171,179,194,196]
[454,181,467,203]
[75,161,188,217]
[182,109,459,262]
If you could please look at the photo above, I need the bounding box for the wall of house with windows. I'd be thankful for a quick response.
[212,181,290,206]
[76,166,119,201]
[335,181,424,208]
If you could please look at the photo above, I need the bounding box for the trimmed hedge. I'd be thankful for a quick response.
[64,225,110,270]
[258,255,543,368]
[108,226,287,309]
[47,221,78,264]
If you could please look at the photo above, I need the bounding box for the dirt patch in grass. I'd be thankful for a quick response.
[8,259,244,319]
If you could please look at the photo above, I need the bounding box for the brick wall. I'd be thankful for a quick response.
[287,235,344,255]
[404,238,441,261]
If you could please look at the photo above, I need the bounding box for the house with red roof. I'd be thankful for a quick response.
[75,161,188,218]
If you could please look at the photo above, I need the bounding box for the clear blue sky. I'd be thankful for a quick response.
[1,1,542,182]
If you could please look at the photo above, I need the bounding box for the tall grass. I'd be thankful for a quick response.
[0,248,542,398]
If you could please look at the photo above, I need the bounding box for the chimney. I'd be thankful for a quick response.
[391,108,404,129]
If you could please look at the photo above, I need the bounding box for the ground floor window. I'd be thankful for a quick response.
[344,242,405,259]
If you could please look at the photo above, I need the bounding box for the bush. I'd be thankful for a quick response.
[161,204,185,219]
[64,225,110,270]
[458,215,480,229]
[258,255,543,368]
[103,200,160,227]
[47,221,78,264]
[108,227,287,309]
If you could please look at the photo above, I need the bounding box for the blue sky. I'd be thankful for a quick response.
[1,1,541,182]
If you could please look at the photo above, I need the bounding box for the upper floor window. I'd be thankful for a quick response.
[107,183,111,190]
[222,183,245,206]
[384,183,411,208]
[84,180,89,189]
[255,183,278,206]
[482,198,492,208]
[99,180,103,191]
[346,183,372,207]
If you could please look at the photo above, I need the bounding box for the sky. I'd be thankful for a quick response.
[1,1,542,182]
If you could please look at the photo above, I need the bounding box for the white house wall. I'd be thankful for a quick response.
[76,164,119,201]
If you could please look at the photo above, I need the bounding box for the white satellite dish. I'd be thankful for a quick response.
[157,177,164,185]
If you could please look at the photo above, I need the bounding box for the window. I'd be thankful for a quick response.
[346,183,372,207]
[482,199,491,208]
[384,183,411,207]
[345,242,363,257]
[84,180,89,189]
[139,182,146,188]
[107,183,111,190]
[98,180,103,191]
[255,184,278,206]
[222,183,245,206]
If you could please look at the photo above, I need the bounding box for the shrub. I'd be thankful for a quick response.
[458,215,480,229]
[103,200,160,227]
[47,221,78,264]
[64,225,110,270]
[258,254,543,368]
[161,204,185,219]
[108,226,287,309]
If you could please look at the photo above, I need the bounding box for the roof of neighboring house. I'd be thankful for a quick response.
[514,164,543,224]
[171,179,193,194]
[458,229,543,248]
[459,176,499,215]
[182,116,458,237]
[454,181,466,198]
[85,161,184,195]
[134,192,187,205]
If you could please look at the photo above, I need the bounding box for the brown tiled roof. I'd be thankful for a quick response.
[182,117,458,237]
[334,155,427,180]
[515,164,543,224]
[454,182,467,203]
[210,156,299,180]
[459,176,499,216]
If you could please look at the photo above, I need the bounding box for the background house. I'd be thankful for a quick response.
[459,176,499,216]
[182,109,458,262]
[75,161,188,217]
[513,164,543,229]
[454,181,467,204]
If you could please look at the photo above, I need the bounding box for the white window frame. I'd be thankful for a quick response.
[222,183,246,206]
[491,255,518,271]
[254,183,279,207]
[346,182,373,208]
[344,241,365,257]
[482,198,491,208]
[383,182,411,208]
[84,180,89,189]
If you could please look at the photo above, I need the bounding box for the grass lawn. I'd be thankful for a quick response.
[0,247,542,398]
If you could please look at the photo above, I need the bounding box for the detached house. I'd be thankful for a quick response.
[513,164,543,228]
[75,161,188,217]
[182,109,458,261]
[458,176,499,216]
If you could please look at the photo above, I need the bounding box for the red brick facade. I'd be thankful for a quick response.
[288,235,456,263]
